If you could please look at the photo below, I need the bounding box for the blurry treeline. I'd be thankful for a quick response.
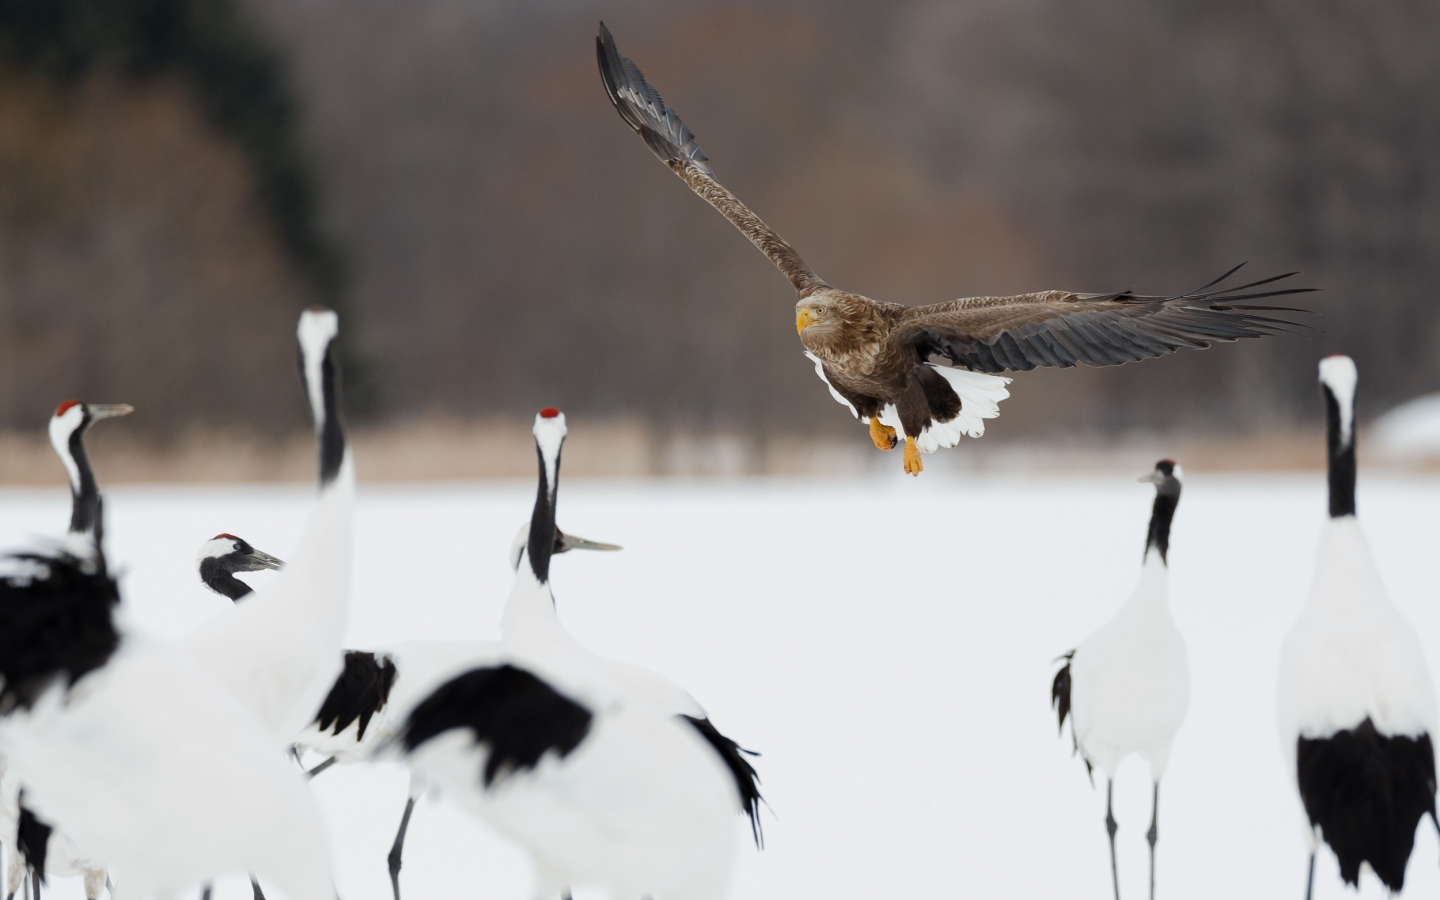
[1,0,1437,442]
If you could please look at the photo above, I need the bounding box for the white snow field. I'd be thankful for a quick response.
[3,471,1440,900]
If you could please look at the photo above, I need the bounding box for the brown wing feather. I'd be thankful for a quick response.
[597,23,827,298]
[895,267,1316,373]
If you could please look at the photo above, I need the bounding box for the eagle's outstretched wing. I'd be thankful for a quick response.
[597,23,828,298]
[896,265,1316,373]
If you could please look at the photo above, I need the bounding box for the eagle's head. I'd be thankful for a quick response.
[795,292,873,353]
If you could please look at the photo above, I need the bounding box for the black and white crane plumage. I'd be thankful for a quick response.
[0,400,132,900]
[380,408,745,900]
[0,514,336,900]
[500,413,763,848]
[1053,460,1189,900]
[1277,355,1438,898]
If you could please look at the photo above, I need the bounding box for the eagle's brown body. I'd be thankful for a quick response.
[599,24,1312,474]
[797,290,951,444]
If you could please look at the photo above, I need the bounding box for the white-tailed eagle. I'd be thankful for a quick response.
[597,23,1313,475]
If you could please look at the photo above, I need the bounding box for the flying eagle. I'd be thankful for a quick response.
[597,23,1313,476]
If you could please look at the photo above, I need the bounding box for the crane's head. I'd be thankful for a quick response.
[48,401,132,483]
[1319,354,1359,519]
[197,534,286,574]
[1138,459,1183,496]
[1319,354,1358,451]
[296,307,347,488]
[508,524,622,572]
[512,408,621,581]
[197,533,285,601]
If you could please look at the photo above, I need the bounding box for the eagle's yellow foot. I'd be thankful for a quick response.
[902,436,923,476]
[868,418,897,451]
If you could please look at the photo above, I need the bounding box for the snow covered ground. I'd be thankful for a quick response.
[3,470,1440,900]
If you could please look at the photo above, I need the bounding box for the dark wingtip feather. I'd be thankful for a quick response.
[1052,650,1093,785]
[594,22,714,178]
[684,715,764,849]
[1187,260,1249,296]
[313,651,398,741]
[1169,267,1316,304]
[596,23,627,117]
[1051,651,1074,734]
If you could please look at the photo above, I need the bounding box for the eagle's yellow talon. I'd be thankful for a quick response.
[903,436,923,476]
[868,418,897,451]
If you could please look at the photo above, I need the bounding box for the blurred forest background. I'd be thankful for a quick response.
[0,0,1437,478]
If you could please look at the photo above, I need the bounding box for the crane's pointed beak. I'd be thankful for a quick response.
[90,404,134,420]
[556,530,622,554]
[1138,469,1164,484]
[242,549,286,571]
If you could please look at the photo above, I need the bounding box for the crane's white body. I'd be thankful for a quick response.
[0,636,334,900]
[1277,518,1437,775]
[404,679,734,900]
[1071,554,1191,779]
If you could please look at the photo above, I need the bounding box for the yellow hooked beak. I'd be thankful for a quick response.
[796,309,816,334]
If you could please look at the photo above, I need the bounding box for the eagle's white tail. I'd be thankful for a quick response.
[877,364,1011,453]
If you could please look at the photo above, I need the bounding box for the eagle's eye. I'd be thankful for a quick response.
[815,306,826,316]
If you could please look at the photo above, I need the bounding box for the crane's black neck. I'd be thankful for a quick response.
[198,557,254,602]
[1324,385,1356,519]
[65,425,100,537]
[1144,487,1181,565]
[299,336,347,489]
[528,445,561,586]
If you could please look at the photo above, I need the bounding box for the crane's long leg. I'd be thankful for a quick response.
[1145,782,1159,900]
[250,877,266,900]
[1304,851,1315,900]
[200,886,211,900]
[5,842,22,900]
[306,757,338,779]
[388,797,417,900]
[82,869,104,900]
[1106,779,1120,900]
[30,869,39,900]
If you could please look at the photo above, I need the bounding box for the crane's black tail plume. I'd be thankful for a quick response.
[1052,651,1094,786]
